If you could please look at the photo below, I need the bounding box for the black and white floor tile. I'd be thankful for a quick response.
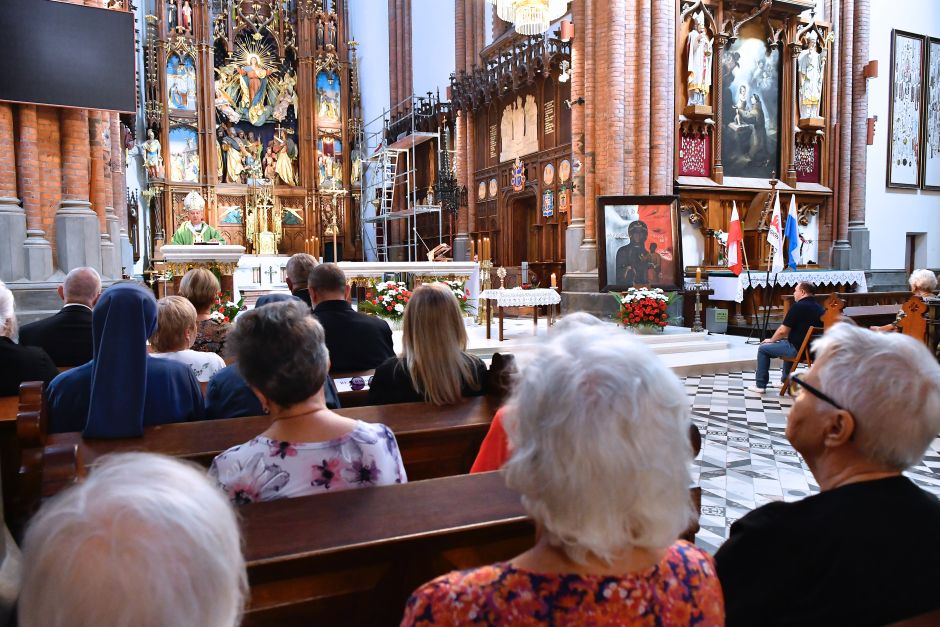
[682,368,940,554]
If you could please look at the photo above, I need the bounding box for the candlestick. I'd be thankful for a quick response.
[695,266,702,285]
[470,238,476,261]
[551,272,557,288]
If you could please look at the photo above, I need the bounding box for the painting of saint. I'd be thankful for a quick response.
[888,31,925,188]
[924,37,940,190]
[317,134,343,190]
[316,71,342,126]
[169,126,199,182]
[721,30,780,179]
[167,54,197,112]
[603,203,676,290]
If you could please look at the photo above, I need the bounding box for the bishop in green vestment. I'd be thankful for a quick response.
[171,200,225,244]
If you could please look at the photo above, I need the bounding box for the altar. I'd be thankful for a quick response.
[234,257,481,310]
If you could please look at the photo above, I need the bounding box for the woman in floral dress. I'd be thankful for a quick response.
[402,323,723,626]
[178,268,230,356]
[209,300,406,503]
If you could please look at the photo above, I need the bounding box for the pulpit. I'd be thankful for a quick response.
[160,244,246,295]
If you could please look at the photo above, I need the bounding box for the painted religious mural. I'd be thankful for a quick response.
[721,30,781,179]
[169,126,199,182]
[317,134,343,190]
[316,71,342,126]
[167,54,197,111]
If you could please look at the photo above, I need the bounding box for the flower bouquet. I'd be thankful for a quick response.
[612,287,674,332]
[210,291,245,323]
[429,279,473,315]
[360,281,413,323]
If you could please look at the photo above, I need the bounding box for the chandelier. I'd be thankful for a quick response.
[488,0,571,36]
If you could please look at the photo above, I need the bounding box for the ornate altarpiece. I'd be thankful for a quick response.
[142,0,363,261]
[450,33,572,286]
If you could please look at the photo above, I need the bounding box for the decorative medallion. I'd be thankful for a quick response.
[478,181,487,201]
[543,162,555,185]
[542,189,555,218]
[559,187,570,212]
[511,157,526,192]
[488,178,498,198]
[559,159,571,182]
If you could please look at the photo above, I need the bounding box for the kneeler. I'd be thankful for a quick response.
[778,327,824,397]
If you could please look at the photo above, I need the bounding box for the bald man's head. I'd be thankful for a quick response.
[59,268,101,307]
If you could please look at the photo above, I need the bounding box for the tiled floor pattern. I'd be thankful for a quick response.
[683,368,940,554]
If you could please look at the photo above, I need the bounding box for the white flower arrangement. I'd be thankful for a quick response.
[615,287,669,304]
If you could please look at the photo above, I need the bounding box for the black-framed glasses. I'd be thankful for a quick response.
[788,374,845,411]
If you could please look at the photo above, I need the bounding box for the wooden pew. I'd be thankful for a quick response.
[821,293,931,340]
[239,471,534,626]
[331,369,374,408]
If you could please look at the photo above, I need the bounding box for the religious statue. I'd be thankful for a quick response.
[166,0,177,33]
[179,0,192,33]
[327,20,337,49]
[268,127,298,186]
[214,67,240,124]
[272,71,298,122]
[218,125,244,183]
[141,129,164,178]
[686,11,713,107]
[797,31,832,120]
[171,191,225,244]
[238,54,270,123]
[316,19,325,48]
[499,95,539,162]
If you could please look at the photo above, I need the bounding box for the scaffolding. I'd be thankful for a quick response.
[361,94,447,262]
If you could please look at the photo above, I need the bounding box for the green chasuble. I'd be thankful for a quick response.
[171,221,226,245]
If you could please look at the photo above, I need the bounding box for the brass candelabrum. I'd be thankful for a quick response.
[687,280,710,333]
[475,259,493,326]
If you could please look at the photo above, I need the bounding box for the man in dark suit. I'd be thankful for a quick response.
[308,263,395,373]
[19,267,101,367]
[284,253,318,310]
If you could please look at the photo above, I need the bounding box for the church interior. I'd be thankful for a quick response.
[1,0,940,624]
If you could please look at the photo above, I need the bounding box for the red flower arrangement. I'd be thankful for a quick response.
[612,287,674,331]
[210,291,245,323]
[359,281,413,321]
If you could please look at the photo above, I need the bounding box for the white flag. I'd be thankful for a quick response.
[767,192,784,273]
[727,201,743,276]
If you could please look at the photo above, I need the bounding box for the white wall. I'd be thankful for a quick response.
[866,0,940,269]
[412,0,456,99]
[349,0,391,130]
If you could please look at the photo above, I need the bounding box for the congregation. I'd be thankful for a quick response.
[1,254,939,626]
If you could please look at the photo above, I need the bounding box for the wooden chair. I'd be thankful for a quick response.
[778,327,824,397]
[896,295,929,344]
[821,293,846,329]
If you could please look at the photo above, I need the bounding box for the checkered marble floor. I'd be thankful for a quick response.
[683,368,940,554]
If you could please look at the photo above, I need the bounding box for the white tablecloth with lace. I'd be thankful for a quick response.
[479,288,561,307]
[700,270,869,303]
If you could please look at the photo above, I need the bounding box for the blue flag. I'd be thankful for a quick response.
[784,195,800,270]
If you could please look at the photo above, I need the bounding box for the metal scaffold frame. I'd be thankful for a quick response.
[360,94,445,262]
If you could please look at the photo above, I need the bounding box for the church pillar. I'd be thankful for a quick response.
[847,0,871,270]
[111,113,131,275]
[56,108,102,273]
[565,0,589,274]
[388,0,399,110]
[0,103,27,282]
[89,110,118,278]
[491,4,509,41]
[831,0,854,269]
[14,105,54,281]
[649,0,675,195]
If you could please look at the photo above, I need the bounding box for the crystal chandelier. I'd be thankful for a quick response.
[487,0,571,36]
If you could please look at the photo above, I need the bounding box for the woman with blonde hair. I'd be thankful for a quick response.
[178,268,229,355]
[150,296,225,388]
[368,282,486,406]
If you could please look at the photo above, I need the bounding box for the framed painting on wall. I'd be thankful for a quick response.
[887,29,925,189]
[922,36,940,190]
[596,196,682,293]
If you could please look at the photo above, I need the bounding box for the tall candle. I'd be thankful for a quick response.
[695,266,702,284]
[551,272,557,288]
[470,238,476,261]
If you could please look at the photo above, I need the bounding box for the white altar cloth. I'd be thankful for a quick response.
[698,270,869,303]
[479,288,561,307]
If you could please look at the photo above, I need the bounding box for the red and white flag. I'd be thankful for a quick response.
[727,201,744,276]
[767,192,785,273]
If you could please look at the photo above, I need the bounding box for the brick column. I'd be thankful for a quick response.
[57,108,102,273]
[830,0,854,269]
[452,0,469,261]
[846,0,870,269]
[649,0,675,195]
[388,0,399,109]
[89,110,117,278]
[14,105,54,280]
[0,103,26,282]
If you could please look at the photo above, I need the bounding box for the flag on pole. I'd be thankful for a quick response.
[784,194,800,270]
[727,201,744,276]
[767,192,784,273]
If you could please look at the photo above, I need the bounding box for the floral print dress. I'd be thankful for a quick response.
[209,421,407,504]
[401,541,724,626]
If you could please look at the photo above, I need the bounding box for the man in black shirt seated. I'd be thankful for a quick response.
[715,324,940,626]
[748,281,823,394]
[284,253,318,310]
[19,267,100,367]
[308,263,394,373]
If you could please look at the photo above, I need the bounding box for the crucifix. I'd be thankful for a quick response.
[264,265,278,284]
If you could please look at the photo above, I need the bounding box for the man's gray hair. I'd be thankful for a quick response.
[19,453,247,627]
[812,323,940,470]
[62,267,101,306]
[284,253,319,287]
[908,269,938,293]
[503,325,694,564]
[0,282,15,339]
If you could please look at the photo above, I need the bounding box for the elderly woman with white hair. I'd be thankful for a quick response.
[18,453,247,627]
[716,324,940,626]
[0,281,58,396]
[403,324,723,625]
[871,268,937,332]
